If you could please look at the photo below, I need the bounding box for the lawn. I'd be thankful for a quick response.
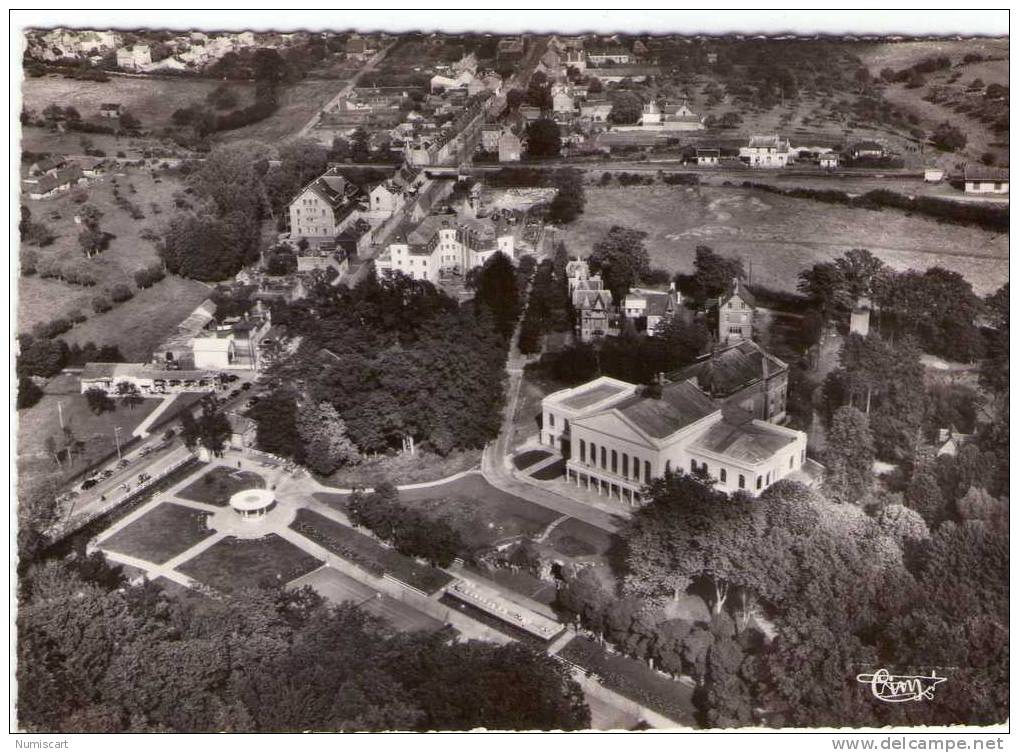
[22,73,254,131]
[289,566,445,633]
[16,391,160,488]
[290,508,453,595]
[545,517,617,559]
[177,533,322,593]
[100,501,213,564]
[320,447,481,488]
[513,449,552,470]
[57,275,214,362]
[559,636,695,726]
[531,459,566,480]
[562,185,1008,295]
[396,475,562,551]
[176,466,266,507]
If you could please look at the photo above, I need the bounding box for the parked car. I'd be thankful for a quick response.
[100,469,114,479]
[81,478,98,490]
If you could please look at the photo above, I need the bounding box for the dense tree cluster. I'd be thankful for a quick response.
[180,402,231,457]
[347,483,463,566]
[561,469,1007,727]
[17,560,589,732]
[253,274,508,459]
[158,143,266,281]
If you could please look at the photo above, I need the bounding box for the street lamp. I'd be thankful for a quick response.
[114,426,123,463]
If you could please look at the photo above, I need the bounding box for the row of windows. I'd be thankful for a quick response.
[578,439,651,484]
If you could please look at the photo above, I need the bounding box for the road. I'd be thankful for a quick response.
[293,42,395,142]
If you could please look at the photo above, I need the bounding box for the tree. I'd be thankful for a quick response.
[76,203,103,230]
[115,381,144,410]
[823,406,874,504]
[588,226,650,304]
[547,168,585,224]
[180,404,230,457]
[84,387,115,415]
[692,246,745,300]
[297,401,360,476]
[524,118,561,159]
[17,336,69,378]
[875,503,930,546]
[472,251,519,339]
[17,377,44,410]
[250,388,302,459]
[931,121,967,151]
[78,227,105,258]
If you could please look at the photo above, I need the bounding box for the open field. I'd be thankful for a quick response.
[20,126,178,160]
[855,39,1009,76]
[16,392,159,487]
[178,533,323,593]
[856,39,1009,167]
[562,185,1008,295]
[177,466,266,507]
[101,501,213,564]
[289,566,445,633]
[21,73,254,131]
[55,275,213,362]
[217,78,347,144]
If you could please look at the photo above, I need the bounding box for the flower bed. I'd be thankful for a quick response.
[290,509,452,595]
[558,636,694,725]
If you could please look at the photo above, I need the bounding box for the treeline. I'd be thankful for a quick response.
[16,556,589,731]
[517,245,572,355]
[740,182,1009,233]
[348,484,463,567]
[17,337,125,410]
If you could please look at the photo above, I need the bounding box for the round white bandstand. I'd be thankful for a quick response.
[229,488,276,521]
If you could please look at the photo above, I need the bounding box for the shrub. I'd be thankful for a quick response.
[92,295,113,313]
[17,377,44,410]
[109,283,134,303]
[35,317,72,339]
[67,308,87,324]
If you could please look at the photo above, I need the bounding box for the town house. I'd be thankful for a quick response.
[714,277,756,342]
[288,169,368,248]
[743,135,791,168]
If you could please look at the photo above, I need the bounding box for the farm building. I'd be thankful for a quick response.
[963,166,1009,194]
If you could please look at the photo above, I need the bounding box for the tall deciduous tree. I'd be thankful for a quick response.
[823,406,875,504]
[588,226,650,304]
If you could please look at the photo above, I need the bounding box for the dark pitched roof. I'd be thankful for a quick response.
[668,340,786,398]
[964,165,1009,182]
[720,277,756,307]
[612,380,719,439]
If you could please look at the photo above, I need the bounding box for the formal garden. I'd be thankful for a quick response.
[99,501,213,565]
[176,466,266,506]
[176,533,322,594]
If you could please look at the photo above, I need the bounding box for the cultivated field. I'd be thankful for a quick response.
[561,185,1009,295]
[21,73,254,131]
